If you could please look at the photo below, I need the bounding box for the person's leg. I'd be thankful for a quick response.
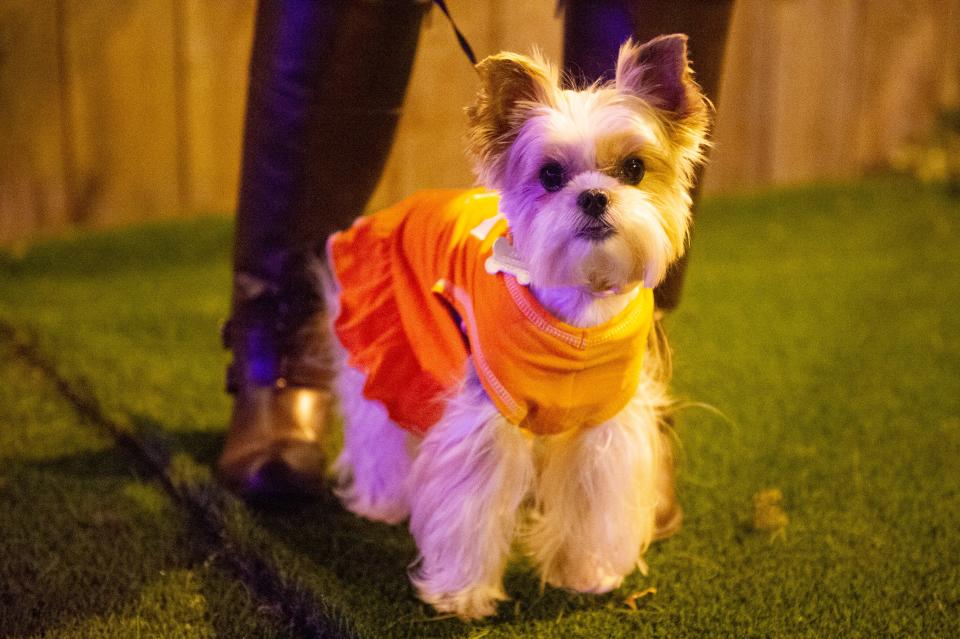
[220,0,430,501]
[562,0,734,310]
[562,0,733,533]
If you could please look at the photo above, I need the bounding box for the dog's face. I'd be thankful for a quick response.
[467,35,710,293]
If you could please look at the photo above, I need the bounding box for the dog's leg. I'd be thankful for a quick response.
[408,372,534,620]
[529,383,669,593]
[332,362,414,524]
[653,421,683,541]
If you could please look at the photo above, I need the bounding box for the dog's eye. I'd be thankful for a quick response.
[539,162,565,192]
[619,156,645,185]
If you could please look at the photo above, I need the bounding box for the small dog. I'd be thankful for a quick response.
[324,34,709,619]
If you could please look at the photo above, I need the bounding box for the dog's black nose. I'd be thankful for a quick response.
[577,189,609,218]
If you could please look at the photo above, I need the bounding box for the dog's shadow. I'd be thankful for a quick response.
[255,495,635,634]
[163,423,645,633]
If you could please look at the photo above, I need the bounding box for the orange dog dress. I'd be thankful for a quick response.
[328,189,654,436]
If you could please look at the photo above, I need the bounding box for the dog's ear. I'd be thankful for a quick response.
[467,52,554,185]
[615,35,707,124]
[616,34,710,160]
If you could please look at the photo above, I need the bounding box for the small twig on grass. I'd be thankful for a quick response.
[624,587,657,610]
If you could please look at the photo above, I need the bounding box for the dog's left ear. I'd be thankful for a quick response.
[615,34,708,127]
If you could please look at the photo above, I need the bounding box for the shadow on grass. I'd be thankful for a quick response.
[21,446,147,480]
[251,480,638,636]
[0,461,202,637]
[119,415,653,635]
[2,450,286,638]
[129,413,221,470]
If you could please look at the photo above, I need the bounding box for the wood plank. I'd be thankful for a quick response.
[705,0,780,193]
[0,1,68,246]
[180,0,254,215]
[62,0,180,226]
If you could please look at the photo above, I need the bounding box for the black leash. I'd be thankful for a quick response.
[432,0,479,68]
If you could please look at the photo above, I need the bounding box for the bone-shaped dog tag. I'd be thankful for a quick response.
[485,236,531,285]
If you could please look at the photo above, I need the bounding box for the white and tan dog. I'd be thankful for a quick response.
[325,35,709,619]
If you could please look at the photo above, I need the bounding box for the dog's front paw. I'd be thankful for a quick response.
[332,449,411,524]
[415,582,507,620]
[542,558,625,594]
[333,463,410,524]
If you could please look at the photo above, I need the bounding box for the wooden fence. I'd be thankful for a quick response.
[1,0,958,246]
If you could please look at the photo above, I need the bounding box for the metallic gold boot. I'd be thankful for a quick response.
[218,385,330,502]
[218,263,335,503]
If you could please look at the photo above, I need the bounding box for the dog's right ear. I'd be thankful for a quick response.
[615,35,704,121]
[616,35,710,169]
[466,52,554,186]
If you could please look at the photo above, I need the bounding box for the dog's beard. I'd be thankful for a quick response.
[502,188,678,293]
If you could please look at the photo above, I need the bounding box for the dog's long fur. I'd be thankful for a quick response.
[327,35,709,619]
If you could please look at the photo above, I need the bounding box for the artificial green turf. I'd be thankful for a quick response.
[1,177,958,637]
[0,342,284,638]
